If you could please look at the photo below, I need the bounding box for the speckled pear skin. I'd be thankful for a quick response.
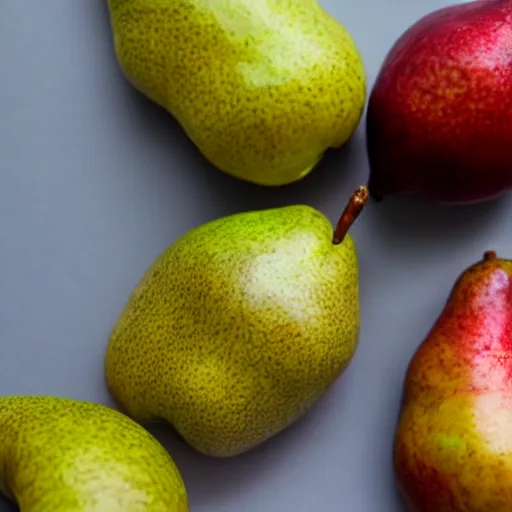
[394,251,512,511]
[106,0,366,186]
[0,396,189,511]
[105,204,361,457]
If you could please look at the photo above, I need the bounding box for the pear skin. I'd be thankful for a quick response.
[105,186,368,457]
[106,0,366,186]
[0,396,189,511]
[366,0,512,204]
[394,251,512,511]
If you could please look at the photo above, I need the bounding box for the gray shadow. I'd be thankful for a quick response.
[0,496,15,511]
[364,192,509,255]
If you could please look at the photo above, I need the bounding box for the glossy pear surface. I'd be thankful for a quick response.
[0,396,189,511]
[105,190,367,457]
[106,0,366,186]
[366,0,512,204]
[394,252,512,511]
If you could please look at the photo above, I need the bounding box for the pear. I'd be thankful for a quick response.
[394,251,512,511]
[366,0,512,204]
[105,0,366,186]
[105,186,369,457]
[0,395,189,511]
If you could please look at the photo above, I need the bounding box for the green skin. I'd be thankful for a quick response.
[106,0,366,186]
[105,204,361,457]
[0,396,189,511]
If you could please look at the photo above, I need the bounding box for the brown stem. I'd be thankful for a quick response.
[332,185,369,245]
[484,250,497,261]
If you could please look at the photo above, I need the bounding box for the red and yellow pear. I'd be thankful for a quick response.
[394,251,512,511]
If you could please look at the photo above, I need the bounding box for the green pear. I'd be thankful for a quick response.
[0,395,189,511]
[105,186,368,457]
[106,0,366,186]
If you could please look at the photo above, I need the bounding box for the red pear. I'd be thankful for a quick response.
[394,251,512,511]
[366,0,512,204]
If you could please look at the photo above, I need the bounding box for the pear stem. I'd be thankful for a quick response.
[332,185,369,245]
[484,250,497,261]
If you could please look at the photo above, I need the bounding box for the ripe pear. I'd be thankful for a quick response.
[366,0,512,204]
[105,0,366,186]
[0,395,189,511]
[394,251,512,511]
[105,186,369,457]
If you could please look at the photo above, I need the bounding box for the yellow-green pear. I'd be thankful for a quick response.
[105,186,369,457]
[106,0,366,186]
[0,395,189,511]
